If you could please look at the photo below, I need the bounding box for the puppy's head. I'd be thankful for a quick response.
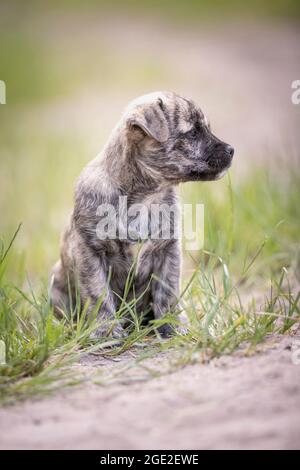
[123,92,234,184]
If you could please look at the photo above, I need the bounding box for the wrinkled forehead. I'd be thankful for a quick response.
[124,92,208,131]
[160,94,209,135]
[169,94,208,133]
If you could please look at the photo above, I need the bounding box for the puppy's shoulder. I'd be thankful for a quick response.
[76,157,109,194]
[74,156,117,210]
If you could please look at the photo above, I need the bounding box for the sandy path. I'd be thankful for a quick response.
[0,336,299,450]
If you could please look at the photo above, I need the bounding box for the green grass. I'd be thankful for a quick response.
[182,163,300,278]
[0,162,299,405]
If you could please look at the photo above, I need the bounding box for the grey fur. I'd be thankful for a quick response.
[49,92,234,337]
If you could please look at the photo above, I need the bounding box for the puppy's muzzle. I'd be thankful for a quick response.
[207,142,234,171]
[225,144,234,159]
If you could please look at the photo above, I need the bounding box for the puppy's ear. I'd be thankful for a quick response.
[127,99,169,143]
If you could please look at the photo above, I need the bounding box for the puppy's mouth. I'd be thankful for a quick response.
[203,165,231,181]
[197,145,234,181]
[164,148,234,184]
[185,161,232,182]
[176,147,233,183]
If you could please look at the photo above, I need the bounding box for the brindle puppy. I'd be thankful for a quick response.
[50,92,234,337]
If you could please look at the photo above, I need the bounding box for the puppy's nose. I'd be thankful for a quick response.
[225,145,234,158]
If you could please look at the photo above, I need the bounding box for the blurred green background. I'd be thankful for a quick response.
[0,0,300,285]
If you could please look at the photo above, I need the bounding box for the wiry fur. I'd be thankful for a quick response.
[50,92,234,337]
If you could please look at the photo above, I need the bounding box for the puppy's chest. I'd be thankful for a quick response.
[124,200,179,244]
[126,240,151,260]
[108,239,151,268]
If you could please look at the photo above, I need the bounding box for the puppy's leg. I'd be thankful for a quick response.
[76,248,124,338]
[49,260,70,318]
[151,240,183,336]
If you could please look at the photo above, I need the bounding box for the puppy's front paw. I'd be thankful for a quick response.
[91,321,126,340]
[111,323,127,339]
[157,323,174,338]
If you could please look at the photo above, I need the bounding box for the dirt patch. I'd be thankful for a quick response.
[0,335,299,450]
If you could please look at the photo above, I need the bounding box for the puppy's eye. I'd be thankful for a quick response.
[131,123,145,134]
[174,139,186,152]
[183,121,201,136]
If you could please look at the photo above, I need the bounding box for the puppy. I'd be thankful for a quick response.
[50,92,234,337]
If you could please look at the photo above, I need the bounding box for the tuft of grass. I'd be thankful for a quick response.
[173,255,300,366]
[0,181,299,405]
[0,227,176,404]
[181,164,300,282]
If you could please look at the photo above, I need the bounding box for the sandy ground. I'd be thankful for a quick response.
[0,335,299,450]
